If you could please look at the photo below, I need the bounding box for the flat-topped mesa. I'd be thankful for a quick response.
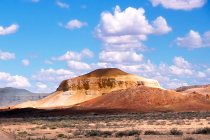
[13,68,162,108]
[56,68,161,92]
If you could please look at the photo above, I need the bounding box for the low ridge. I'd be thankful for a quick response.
[176,84,210,95]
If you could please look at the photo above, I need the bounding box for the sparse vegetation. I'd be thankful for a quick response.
[192,127,210,134]
[85,130,112,137]
[170,128,183,135]
[18,131,28,137]
[1,112,210,139]
[115,130,140,137]
[144,130,162,135]
[57,133,66,138]
[40,125,47,129]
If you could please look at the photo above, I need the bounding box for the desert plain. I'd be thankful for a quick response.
[1,112,210,140]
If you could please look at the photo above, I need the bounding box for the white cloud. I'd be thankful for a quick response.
[150,0,206,10]
[99,51,143,64]
[176,30,202,48]
[64,19,87,30]
[96,5,171,51]
[167,80,189,89]
[0,50,15,60]
[56,51,81,61]
[152,16,172,34]
[36,82,47,89]
[54,48,93,61]
[0,24,19,35]
[0,72,31,88]
[56,1,69,9]
[173,56,191,68]
[81,48,94,58]
[170,65,193,76]
[207,68,210,73]
[32,68,76,92]
[170,56,193,76]
[67,61,91,70]
[197,71,206,78]
[176,30,210,49]
[33,68,75,83]
[93,55,209,89]
[22,59,30,66]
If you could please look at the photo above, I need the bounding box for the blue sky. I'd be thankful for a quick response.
[0,0,210,92]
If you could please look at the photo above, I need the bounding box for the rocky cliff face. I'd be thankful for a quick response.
[57,68,161,92]
[13,68,162,108]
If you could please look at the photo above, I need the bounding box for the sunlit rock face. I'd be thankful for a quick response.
[14,68,162,109]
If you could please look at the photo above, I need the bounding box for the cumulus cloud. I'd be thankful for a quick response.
[64,19,87,30]
[81,48,94,58]
[0,72,31,88]
[166,79,189,89]
[36,82,47,89]
[0,24,19,35]
[170,65,193,76]
[93,55,209,89]
[54,48,93,61]
[152,16,172,35]
[33,68,75,83]
[99,51,143,64]
[197,71,206,78]
[176,30,210,49]
[169,56,193,76]
[32,68,76,92]
[96,5,171,51]
[22,59,30,66]
[56,51,81,61]
[56,1,69,9]
[0,50,15,60]
[150,0,206,10]
[173,56,191,69]
[67,61,91,70]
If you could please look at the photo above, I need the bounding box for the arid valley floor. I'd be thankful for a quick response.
[1,112,210,140]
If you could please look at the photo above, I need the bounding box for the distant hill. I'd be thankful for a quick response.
[175,84,210,95]
[0,87,49,107]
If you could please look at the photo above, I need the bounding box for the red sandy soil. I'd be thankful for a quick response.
[74,86,210,112]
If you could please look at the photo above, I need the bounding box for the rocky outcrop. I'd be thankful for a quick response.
[13,68,162,108]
